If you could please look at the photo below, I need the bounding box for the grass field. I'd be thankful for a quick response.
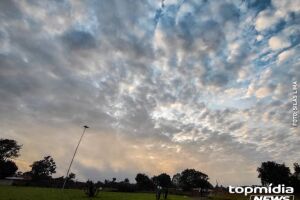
[1,186,299,200]
[0,186,190,200]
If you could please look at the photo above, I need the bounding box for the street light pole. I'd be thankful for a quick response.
[62,125,89,190]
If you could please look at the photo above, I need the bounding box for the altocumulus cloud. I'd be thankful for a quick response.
[0,0,299,185]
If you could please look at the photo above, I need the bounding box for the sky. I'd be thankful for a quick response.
[0,0,299,186]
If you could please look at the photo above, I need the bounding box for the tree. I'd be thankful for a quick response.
[0,160,18,178]
[172,173,181,187]
[179,169,212,191]
[30,156,56,180]
[257,161,291,185]
[66,172,76,183]
[152,173,171,187]
[22,171,33,179]
[0,139,21,178]
[85,180,100,197]
[291,163,300,193]
[124,178,130,183]
[294,163,300,176]
[0,139,22,161]
[135,173,153,190]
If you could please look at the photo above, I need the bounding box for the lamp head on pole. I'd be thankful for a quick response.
[83,125,89,129]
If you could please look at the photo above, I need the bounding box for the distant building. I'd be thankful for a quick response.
[0,177,24,185]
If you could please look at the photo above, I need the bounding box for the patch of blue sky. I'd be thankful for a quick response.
[289,34,300,47]
[205,94,255,110]
[254,53,277,69]
[154,8,164,27]
[168,55,178,69]
[245,0,272,14]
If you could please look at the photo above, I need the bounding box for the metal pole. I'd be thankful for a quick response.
[62,125,89,190]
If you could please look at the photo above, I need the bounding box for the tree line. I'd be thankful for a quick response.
[0,138,213,192]
[257,161,300,193]
[1,138,299,193]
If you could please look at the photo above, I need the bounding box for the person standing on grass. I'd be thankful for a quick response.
[156,185,162,200]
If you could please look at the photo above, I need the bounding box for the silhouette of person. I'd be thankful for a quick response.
[156,185,162,200]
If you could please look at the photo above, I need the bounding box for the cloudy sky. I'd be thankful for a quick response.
[0,0,299,186]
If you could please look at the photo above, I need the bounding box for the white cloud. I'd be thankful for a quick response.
[255,0,300,32]
[277,49,295,64]
[268,36,291,50]
[255,87,271,99]
[255,10,280,32]
[272,0,300,16]
[256,35,263,41]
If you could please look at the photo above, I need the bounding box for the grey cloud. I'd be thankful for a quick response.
[246,0,271,12]
[61,30,97,50]
[206,73,229,87]
[0,0,22,20]
[218,3,240,23]
[228,122,244,131]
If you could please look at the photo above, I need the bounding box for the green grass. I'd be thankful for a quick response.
[208,193,248,200]
[1,186,299,200]
[0,186,190,200]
